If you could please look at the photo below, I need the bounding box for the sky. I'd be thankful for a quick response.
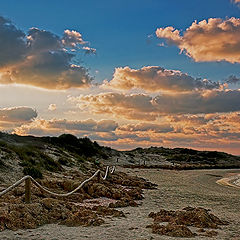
[0,0,240,155]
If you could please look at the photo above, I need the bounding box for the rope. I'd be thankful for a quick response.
[110,166,115,174]
[0,165,116,198]
[0,175,29,197]
[102,166,109,180]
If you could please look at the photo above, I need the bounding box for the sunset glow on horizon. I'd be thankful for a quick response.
[0,0,240,155]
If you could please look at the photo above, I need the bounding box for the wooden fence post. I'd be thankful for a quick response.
[25,177,31,203]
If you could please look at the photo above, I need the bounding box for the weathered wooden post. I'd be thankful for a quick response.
[25,177,31,203]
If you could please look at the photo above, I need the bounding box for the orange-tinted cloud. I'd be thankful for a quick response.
[69,90,240,120]
[68,93,158,121]
[112,113,240,154]
[100,114,240,154]
[83,46,97,55]
[14,118,118,136]
[118,122,174,133]
[102,66,219,92]
[10,112,240,155]
[0,16,94,89]
[62,30,85,47]
[156,17,240,63]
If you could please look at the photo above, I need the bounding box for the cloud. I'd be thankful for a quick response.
[167,112,240,138]
[14,118,118,136]
[69,93,158,121]
[167,114,209,127]
[9,111,240,154]
[0,107,37,131]
[62,30,85,47]
[156,26,182,45]
[153,89,240,114]
[225,75,240,84]
[102,66,220,92]
[0,16,28,67]
[118,122,174,133]
[69,90,240,120]
[13,118,149,143]
[48,104,57,111]
[156,17,240,63]
[83,46,97,55]
[117,112,240,153]
[88,132,119,142]
[0,16,94,89]
[27,28,62,53]
[89,112,240,154]
[0,107,37,123]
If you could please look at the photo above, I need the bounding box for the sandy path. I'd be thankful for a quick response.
[0,168,240,240]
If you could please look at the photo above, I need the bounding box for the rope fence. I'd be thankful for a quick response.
[0,166,116,203]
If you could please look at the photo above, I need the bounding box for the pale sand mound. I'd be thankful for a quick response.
[216,173,240,189]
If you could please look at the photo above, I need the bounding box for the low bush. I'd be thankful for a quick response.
[0,159,5,167]
[58,157,69,166]
[23,166,43,179]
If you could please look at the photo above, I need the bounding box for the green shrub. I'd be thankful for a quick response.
[58,157,69,166]
[23,166,43,179]
[0,159,5,167]
[76,156,85,163]
[39,152,62,172]
[43,134,104,158]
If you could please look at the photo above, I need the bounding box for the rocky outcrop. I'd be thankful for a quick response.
[148,223,196,238]
[148,207,228,238]
[108,172,157,189]
[0,164,151,231]
[0,198,125,231]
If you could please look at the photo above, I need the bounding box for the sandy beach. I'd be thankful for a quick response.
[0,168,240,240]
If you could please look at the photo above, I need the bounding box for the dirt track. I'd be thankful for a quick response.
[0,168,240,240]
